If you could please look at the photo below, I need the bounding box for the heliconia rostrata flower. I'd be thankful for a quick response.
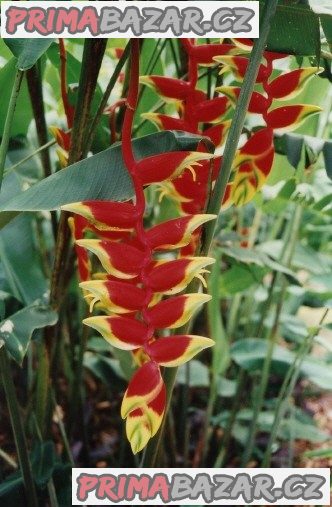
[56,38,322,454]
[61,40,216,454]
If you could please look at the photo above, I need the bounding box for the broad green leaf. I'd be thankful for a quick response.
[0,474,24,503]
[261,1,321,57]
[177,360,209,387]
[323,140,332,180]
[303,447,332,459]
[0,152,47,304]
[0,131,213,229]
[4,39,55,70]
[0,215,48,304]
[219,264,266,296]
[222,246,299,283]
[83,352,126,390]
[217,377,237,397]
[320,14,332,51]
[231,338,332,389]
[258,240,331,274]
[0,303,58,364]
[214,408,328,443]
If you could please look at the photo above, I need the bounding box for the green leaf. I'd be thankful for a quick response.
[31,441,56,487]
[0,474,24,503]
[219,264,265,296]
[231,338,332,389]
[83,352,127,390]
[0,303,58,364]
[177,360,209,387]
[214,408,328,444]
[261,1,321,57]
[303,447,332,459]
[0,144,48,303]
[276,133,332,180]
[222,246,299,283]
[0,131,213,229]
[4,39,55,70]
[323,140,332,180]
[0,215,48,304]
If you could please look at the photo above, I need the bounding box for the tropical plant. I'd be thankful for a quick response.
[0,1,332,505]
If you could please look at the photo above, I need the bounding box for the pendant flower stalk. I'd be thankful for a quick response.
[63,40,215,454]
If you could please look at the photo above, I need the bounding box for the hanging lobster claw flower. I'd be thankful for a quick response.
[266,105,321,132]
[79,280,146,313]
[68,215,91,282]
[146,335,214,367]
[125,382,166,454]
[76,239,144,279]
[136,151,214,185]
[146,214,216,251]
[216,86,269,114]
[146,257,215,295]
[83,315,149,350]
[61,201,138,232]
[204,122,231,147]
[121,361,163,418]
[141,113,191,132]
[192,96,229,123]
[147,293,211,329]
[268,67,323,100]
[139,75,191,101]
[214,55,270,83]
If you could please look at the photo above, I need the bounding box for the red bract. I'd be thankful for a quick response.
[140,38,320,212]
[65,40,215,454]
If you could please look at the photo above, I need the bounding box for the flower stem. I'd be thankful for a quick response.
[262,308,329,467]
[202,0,279,253]
[143,0,279,467]
[0,345,38,507]
[241,203,303,466]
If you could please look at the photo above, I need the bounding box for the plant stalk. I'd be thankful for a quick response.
[262,309,329,466]
[0,345,38,507]
[143,0,279,466]
[242,204,303,465]
[84,42,130,154]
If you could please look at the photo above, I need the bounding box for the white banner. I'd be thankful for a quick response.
[72,467,330,505]
[1,1,259,38]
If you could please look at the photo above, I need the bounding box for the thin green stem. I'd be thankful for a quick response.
[0,345,38,507]
[214,369,247,467]
[262,309,329,466]
[203,0,279,252]
[143,1,278,466]
[0,69,24,190]
[242,204,303,465]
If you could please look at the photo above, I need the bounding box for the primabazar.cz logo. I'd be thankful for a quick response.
[71,468,331,505]
[1,1,259,38]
